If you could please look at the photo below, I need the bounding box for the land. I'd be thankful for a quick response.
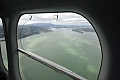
[0,23,95,39]
[0,26,4,38]
[72,28,95,33]
[17,25,53,39]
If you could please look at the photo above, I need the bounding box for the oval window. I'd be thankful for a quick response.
[18,12,102,80]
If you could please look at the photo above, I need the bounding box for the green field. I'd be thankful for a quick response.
[18,28,101,80]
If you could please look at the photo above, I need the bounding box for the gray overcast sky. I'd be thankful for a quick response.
[0,19,2,25]
[0,13,92,26]
[18,12,92,26]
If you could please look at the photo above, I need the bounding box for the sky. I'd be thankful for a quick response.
[0,19,2,25]
[0,12,92,26]
[18,12,92,26]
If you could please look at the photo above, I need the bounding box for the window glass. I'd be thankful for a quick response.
[18,12,101,80]
[0,18,8,70]
[19,52,72,80]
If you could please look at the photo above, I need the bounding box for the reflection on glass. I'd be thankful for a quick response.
[18,12,101,80]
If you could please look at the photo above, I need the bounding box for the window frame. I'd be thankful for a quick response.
[5,9,107,80]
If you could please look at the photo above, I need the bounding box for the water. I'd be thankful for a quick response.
[18,28,101,80]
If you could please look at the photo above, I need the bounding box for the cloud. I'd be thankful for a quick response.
[62,18,87,22]
[0,19,2,25]
[18,12,91,26]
